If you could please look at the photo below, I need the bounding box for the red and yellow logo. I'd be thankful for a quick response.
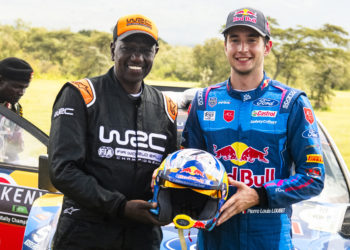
[213,142,269,166]
[306,154,323,164]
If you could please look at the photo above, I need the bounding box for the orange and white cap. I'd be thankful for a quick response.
[112,14,158,44]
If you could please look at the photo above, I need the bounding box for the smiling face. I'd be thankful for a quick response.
[0,77,29,104]
[224,26,272,77]
[111,34,158,93]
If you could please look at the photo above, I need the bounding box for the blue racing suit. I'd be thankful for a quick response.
[181,74,325,250]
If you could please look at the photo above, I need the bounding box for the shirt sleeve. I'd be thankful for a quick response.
[48,84,126,218]
[263,95,325,208]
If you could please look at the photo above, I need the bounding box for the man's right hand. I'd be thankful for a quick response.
[124,200,168,226]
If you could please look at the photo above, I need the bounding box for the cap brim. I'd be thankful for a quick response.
[117,30,158,44]
[222,24,268,38]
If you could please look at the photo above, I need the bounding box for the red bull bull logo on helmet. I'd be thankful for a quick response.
[180,166,205,178]
[213,142,269,166]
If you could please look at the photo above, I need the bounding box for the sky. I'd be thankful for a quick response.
[1,0,349,46]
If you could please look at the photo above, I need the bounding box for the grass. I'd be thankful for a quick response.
[20,80,350,168]
[314,91,350,169]
[20,79,66,134]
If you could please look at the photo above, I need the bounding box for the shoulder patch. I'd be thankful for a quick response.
[69,79,96,107]
[163,94,177,123]
[198,82,224,110]
[271,81,305,114]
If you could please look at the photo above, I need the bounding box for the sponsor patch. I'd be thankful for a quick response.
[243,94,251,102]
[227,167,274,187]
[282,89,297,109]
[306,154,323,164]
[126,17,152,29]
[233,9,257,23]
[251,120,277,125]
[223,110,235,122]
[261,79,270,90]
[218,100,231,105]
[53,107,74,118]
[303,107,315,124]
[70,79,96,107]
[305,167,322,178]
[253,98,279,107]
[208,97,217,107]
[98,146,114,158]
[99,126,167,153]
[302,129,319,139]
[213,142,269,166]
[164,95,177,123]
[115,148,163,164]
[252,110,277,117]
[204,111,215,121]
[197,91,204,105]
[305,145,321,150]
[63,207,80,215]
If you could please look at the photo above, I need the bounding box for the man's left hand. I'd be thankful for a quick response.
[216,178,259,226]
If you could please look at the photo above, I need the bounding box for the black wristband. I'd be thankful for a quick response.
[253,187,268,208]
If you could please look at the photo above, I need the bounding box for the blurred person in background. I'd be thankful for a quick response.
[0,57,33,162]
[0,57,33,116]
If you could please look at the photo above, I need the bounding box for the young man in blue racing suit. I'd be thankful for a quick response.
[181,7,325,250]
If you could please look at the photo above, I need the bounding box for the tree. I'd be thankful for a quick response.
[269,19,349,108]
[307,50,350,109]
[150,41,198,81]
[192,38,230,86]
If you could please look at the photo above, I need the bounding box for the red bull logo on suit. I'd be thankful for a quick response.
[213,142,269,166]
[228,167,275,187]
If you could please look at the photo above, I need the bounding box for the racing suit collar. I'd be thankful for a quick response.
[226,72,271,101]
[108,67,145,102]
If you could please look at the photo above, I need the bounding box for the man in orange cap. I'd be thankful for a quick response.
[49,14,178,249]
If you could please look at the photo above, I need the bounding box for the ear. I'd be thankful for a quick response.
[155,45,159,55]
[224,39,228,56]
[264,40,272,56]
[110,41,115,61]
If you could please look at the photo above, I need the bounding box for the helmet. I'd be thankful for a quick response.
[151,148,228,231]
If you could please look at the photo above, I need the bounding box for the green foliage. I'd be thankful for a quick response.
[192,38,230,86]
[1,19,350,109]
[0,19,112,80]
[268,20,350,108]
[149,41,198,81]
